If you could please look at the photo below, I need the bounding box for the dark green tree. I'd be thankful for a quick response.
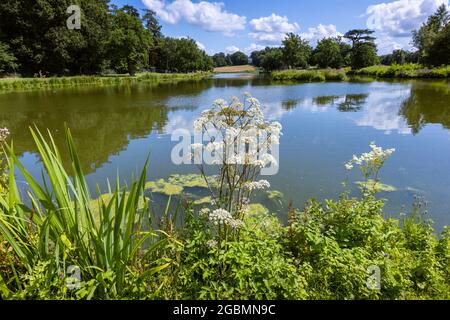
[282,33,312,69]
[212,52,230,67]
[413,4,449,65]
[0,41,18,74]
[108,6,151,75]
[427,23,450,66]
[344,29,378,69]
[143,9,163,39]
[312,38,344,68]
[261,48,284,71]
[0,0,110,75]
[154,37,212,73]
[229,51,249,66]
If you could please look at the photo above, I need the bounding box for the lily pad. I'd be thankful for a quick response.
[355,180,397,192]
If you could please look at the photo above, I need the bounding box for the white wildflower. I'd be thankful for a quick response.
[209,208,233,226]
[206,239,218,249]
[244,180,271,191]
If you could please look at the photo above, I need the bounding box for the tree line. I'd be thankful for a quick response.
[0,0,213,76]
[250,4,450,71]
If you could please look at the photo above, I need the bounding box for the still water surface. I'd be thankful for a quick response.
[0,74,449,230]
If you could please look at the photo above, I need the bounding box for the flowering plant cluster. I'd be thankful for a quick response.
[191,94,282,239]
[345,142,395,193]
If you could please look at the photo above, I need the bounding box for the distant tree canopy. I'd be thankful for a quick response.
[344,29,378,69]
[413,4,450,66]
[0,1,212,76]
[282,33,312,69]
[153,37,213,73]
[312,37,351,68]
[260,48,284,71]
[211,51,248,67]
[229,51,249,66]
[379,50,419,65]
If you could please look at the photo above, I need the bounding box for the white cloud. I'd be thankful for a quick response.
[244,43,266,54]
[142,0,246,35]
[249,14,299,44]
[225,46,240,54]
[196,40,206,51]
[300,24,343,46]
[366,0,448,37]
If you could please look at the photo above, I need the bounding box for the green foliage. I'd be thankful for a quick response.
[212,52,230,67]
[108,6,152,75]
[0,0,111,76]
[229,51,249,66]
[0,1,209,76]
[351,42,379,70]
[0,42,17,74]
[312,38,346,68]
[351,64,450,78]
[282,33,312,69]
[272,69,348,82]
[0,128,171,299]
[260,48,284,71]
[163,209,308,300]
[412,4,450,65]
[0,72,211,93]
[285,196,449,299]
[153,37,213,73]
[0,128,448,300]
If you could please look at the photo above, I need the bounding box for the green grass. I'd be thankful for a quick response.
[349,64,450,78]
[0,127,173,299]
[271,69,348,82]
[271,64,450,82]
[0,71,212,93]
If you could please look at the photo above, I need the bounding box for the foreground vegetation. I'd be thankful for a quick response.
[0,72,211,93]
[0,96,448,300]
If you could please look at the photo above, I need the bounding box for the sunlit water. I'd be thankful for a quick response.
[1,74,449,231]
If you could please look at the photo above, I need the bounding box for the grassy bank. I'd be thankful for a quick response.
[213,65,258,73]
[0,71,212,93]
[348,64,450,78]
[271,69,348,82]
[271,65,450,82]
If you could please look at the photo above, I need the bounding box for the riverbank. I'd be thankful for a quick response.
[0,72,212,93]
[348,64,450,78]
[272,69,348,82]
[271,65,450,82]
[213,65,258,73]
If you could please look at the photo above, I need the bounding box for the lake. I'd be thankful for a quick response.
[1,74,449,231]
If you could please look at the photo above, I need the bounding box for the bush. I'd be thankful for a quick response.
[285,196,450,299]
[164,208,308,300]
[272,69,347,82]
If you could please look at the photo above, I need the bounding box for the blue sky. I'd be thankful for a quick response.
[111,0,449,54]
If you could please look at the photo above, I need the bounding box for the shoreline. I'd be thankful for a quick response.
[0,72,213,93]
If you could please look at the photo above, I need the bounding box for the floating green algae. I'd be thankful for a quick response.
[355,180,397,192]
[266,190,284,200]
[145,179,184,196]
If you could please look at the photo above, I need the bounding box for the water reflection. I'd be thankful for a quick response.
[1,78,450,229]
